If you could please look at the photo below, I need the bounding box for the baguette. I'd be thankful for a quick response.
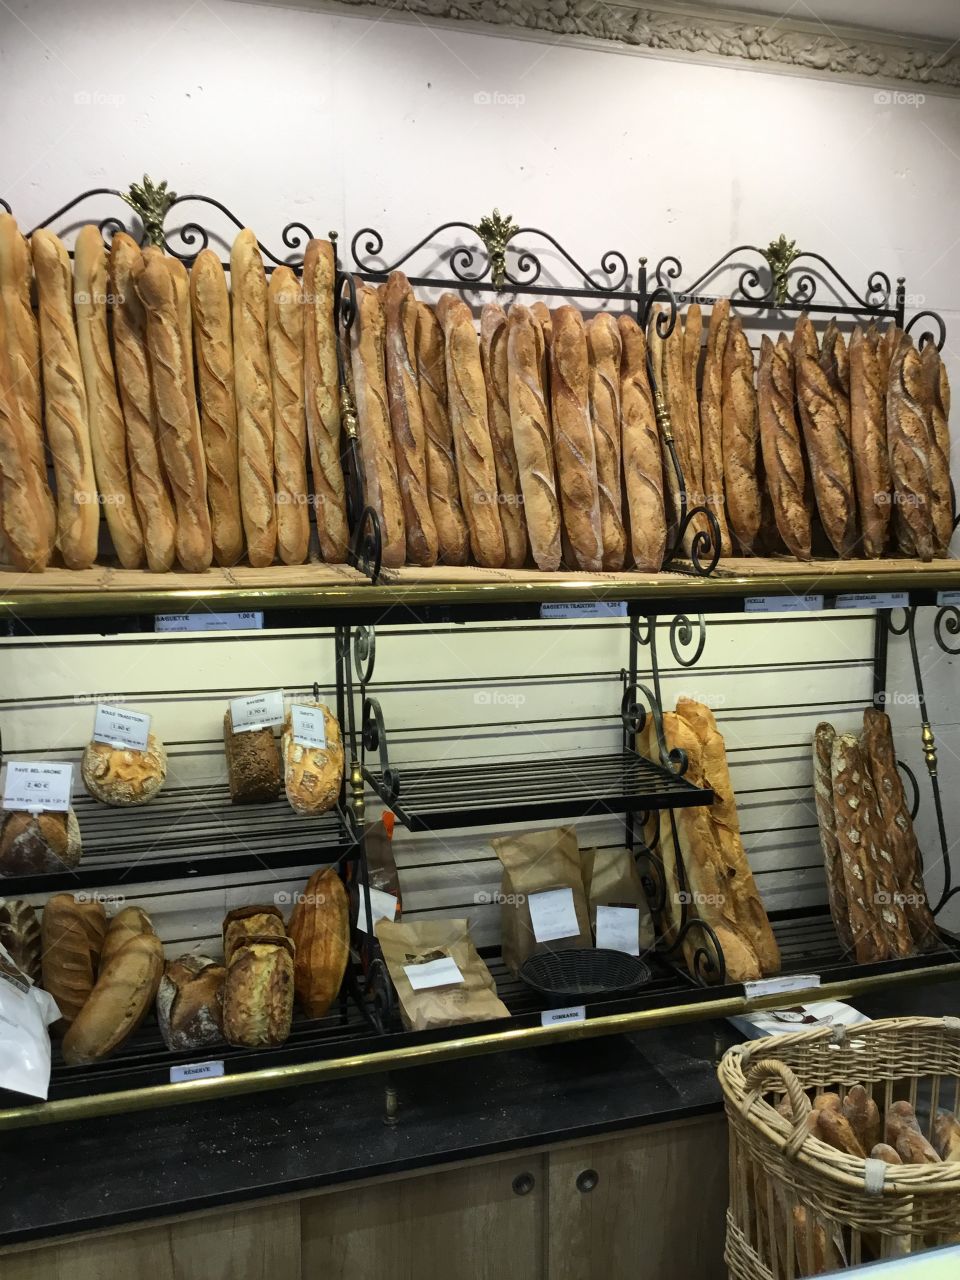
[0,215,55,549]
[40,893,106,1026]
[550,306,602,571]
[919,342,953,556]
[384,271,439,566]
[0,311,54,570]
[885,1105,941,1164]
[814,1108,866,1158]
[897,1132,942,1164]
[530,302,552,356]
[586,312,626,570]
[832,732,889,962]
[813,723,854,953]
[887,336,934,560]
[842,1084,880,1154]
[302,239,350,562]
[757,333,811,559]
[530,302,551,412]
[267,266,310,565]
[699,300,733,555]
[109,234,176,571]
[231,229,276,567]
[870,1142,902,1164]
[350,281,406,567]
[849,324,891,558]
[934,1110,960,1162]
[436,293,505,568]
[415,302,469,565]
[722,315,762,553]
[480,303,527,567]
[506,305,561,571]
[62,932,163,1065]
[657,308,687,536]
[877,324,900,388]
[618,314,666,571]
[136,255,213,572]
[31,228,99,568]
[681,303,705,512]
[190,248,244,566]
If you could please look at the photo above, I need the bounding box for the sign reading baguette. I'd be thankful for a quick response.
[528,887,581,943]
[155,612,264,632]
[229,691,285,733]
[2,762,73,813]
[403,955,464,991]
[93,704,151,752]
[540,601,627,619]
[291,704,327,750]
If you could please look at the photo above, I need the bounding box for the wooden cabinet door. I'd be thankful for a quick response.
[546,1115,728,1280]
[301,1152,547,1280]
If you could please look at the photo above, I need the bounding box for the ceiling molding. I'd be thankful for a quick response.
[290,0,960,94]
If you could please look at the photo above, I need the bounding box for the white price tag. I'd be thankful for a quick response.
[540,601,627,619]
[2,762,73,813]
[93,704,150,752]
[595,905,641,956]
[744,594,824,614]
[291,704,327,750]
[404,955,463,991]
[357,888,399,934]
[528,887,581,944]
[170,1060,225,1083]
[155,612,263,632]
[834,592,908,611]
[229,691,284,733]
[541,1005,586,1027]
[744,974,821,999]
[937,591,960,606]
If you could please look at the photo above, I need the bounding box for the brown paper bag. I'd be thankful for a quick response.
[582,848,655,953]
[375,917,509,1031]
[491,826,592,975]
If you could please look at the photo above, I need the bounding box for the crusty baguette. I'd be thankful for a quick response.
[586,312,626,570]
[721,315,762,553]
[40,893,106,1026]
[934,1110,960,1162]
[0,310,54,570]
[814,1108,866,1158]
[658,308,688,537]
[350,281,405,567]
[919,342,953,556]
[681,303,705,511]
[618,314,666,571]
[849,325,891,558]
[887,336,935,561]
[506,304,561,571]
[190,248,244,566]
[384,271,439,566]
[62,932,164,1065]
[530,302,551,413]
[302,239,349,562]
[267,266,310,566]
[550,306,602,571]
[31,228,100,569]
[480,303,527,568]
[832,732,888,963]
[109,234,176,572]
[870,1142,902,1164]
[813,722,853,954]
[415,302,469,565]
[136,254,213,572]
[842,1085,881,1154]
[820,320,852,441]
[885,1105,941,1165]
[757,333,811,559]
[877,324,900,387]
[230,229,276,567]
[699,300,733,556]
[436,293,505,568]
[530,302,552,356]
[0,214,55,548]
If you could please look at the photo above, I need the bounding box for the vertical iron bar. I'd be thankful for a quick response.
[895,276,907,330]
[872,611,889,709]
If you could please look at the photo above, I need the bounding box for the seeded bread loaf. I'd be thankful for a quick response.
[224,708,282,804]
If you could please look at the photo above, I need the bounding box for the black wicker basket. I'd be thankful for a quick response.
[519,948,652,1007]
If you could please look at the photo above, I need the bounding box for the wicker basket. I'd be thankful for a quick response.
[718,1016,960,1277]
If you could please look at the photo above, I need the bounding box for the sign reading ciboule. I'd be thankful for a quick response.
[93,704,151,752]
[229,691,285,733]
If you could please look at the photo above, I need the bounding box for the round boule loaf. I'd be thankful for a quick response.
[81,732,166,806]
[281,703,343,815]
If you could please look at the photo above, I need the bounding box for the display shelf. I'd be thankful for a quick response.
[0,785,352,895]
[363,750,714,832]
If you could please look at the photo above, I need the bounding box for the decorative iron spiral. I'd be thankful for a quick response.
[669,614,707,668]
[906,310,947,352]
[934,606,960,655]
[353,626,377,689]
[361,696,399,802]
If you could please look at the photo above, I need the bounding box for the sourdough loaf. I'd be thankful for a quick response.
[157,953,225,1051]
[62,931,163,1064]
[41,893,106,1026]
[0,810,82,876]
[287,866,350,1018]
[222,935,294,1047]
[82,732,166,806]
[282,702,344,815]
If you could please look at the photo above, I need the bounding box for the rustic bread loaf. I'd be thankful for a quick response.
[415,302,469,565]
[757,333,811,560]
[62,931,164,1064]
[99,905,154,969]
[585,312,626,570]
[814,1108,866,1158]
[480,303,527,567]
[0,809,82,876]
[266,265,310,566]
[618,314,666,571]
[812,722,853,953]
[287,866,350,1018]
[222,935,294,1047]
[887,336,935,560]
[919,342,953,557]
[721,315,762,553]
[506,305,561,571]
[223,904,286,964]
[0,898,41,982]
[157,953,225,1052]
[842,1085,881,1154]
[282,702,344,815]
[794,323,857,558]
[224,709,282,804]
[849,325,891,558]
[40,893,106,1026]
[699,300,733,556]
[549,306,602,571]
[81,732,167,806]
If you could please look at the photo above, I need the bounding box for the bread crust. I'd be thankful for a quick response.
[415,302,469,565]
[480,303,527,568]
[618,315,665,571]
[758,334,812,559]
[887,336,935,560]
[549,306,602,571]
[585,312,626,570]
[282,702,344,815]
[813,722,853,953]
[722,315,762,553]
[919,342,953,556]
[40,893,106,1026]
[699,301,733,555]
[506,305,561,571]
[266,266,310,566]
[849,325,891,557]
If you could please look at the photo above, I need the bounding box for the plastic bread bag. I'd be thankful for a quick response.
[0,943,61,1099]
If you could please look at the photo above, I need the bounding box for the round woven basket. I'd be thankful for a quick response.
[718,1016,960,1276]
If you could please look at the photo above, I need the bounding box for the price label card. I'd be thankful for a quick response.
[834,592,908,611]
[170,1060,225,1083]
[2,762,73,813]
[528,887,581,944]
[937,591,960,606]
[229,691,284,734]
[291,704,327,750]
[93,704,150,752]
[744,595,824,614]
[404,955,463,991]
[155,612,264,633]
[357,888,399,934]
[540,601,627,619]
[541,1005,586,1027]
[595,905,641,956]
[744,974,821,999]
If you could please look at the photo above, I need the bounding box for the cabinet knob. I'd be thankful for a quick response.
[512,1172,535,1196]
[576,1168,599,1193]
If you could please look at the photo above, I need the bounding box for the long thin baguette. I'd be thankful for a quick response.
[31,228,99,569]
[722,315,761,553]
[699,300,732,556]
[190,248,244,566]
[887,336,935,560]
[849,325,891,558]
[812,723,853,954]
[415,302,469,565]
[662,308,688,533]
[681,304,705,512]
[618,314,665,571]
[586,312,626,570]
[267,266,310,566]
[757,333,811,560]
[506,304,560,571]
[919,342,953,556]
[0,311,53,569]
[550,306,602,571]
[480,303,527,568]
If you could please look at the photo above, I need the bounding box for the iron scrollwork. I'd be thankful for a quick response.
[361,695,400,804]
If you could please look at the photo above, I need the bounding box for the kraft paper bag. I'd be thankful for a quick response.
[582,847,655,954]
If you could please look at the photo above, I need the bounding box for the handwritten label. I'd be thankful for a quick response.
[170,1060,225,1083]
[834,592,908,611]
[229,691,285,734]
[93,704,150,752]
[291,705,327,750]
[528,887,581,944]
[595,905,641,956]
[155,612,264,633]
[541,1005,586,1027]
[357,888,399,934]
[2,762,73,813]
[404,955,463,991]
[540,601,627,619]
[744,595,824,614]
[744,974,821,999]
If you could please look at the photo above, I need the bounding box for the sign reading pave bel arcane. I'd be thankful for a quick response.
[2,762,73,813]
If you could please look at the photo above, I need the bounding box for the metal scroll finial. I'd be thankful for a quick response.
[474,208,518,291]
[122,175,177,246]
[762,234,799,307]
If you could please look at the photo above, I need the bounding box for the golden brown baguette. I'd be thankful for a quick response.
[506,304,561,571]
[832,732,888,963]
[231,229,276,567]
[481,302,528,568]
[681,303,705,510]
[384,271,439,567]
[887,336,935,560]
[40,893,106,1026]
[415,302,469,566]
[699,300,733,556]
[267,266,310,566]
[32,228,100,568]
[350,281,405,568]
[812,722,853,954]
[919,342,953,556]
[136,255,213,572]
[109,234,176,572]
[550,306,602,571]
[871,1142,903,1164]
[814,1108,866,1158]
[934,1110,960,1162]
[586,312,626,570]
[618,314,666,571]
[877,324,900,387]
[190,248,244,566]
[436,293,505,568]
[757,333,811,559]
[0,309,54,570]
[842,1085,880,1154]
[721,315,761,553]
[813,1092,842,1112]
[849,324,891,558]
[302,239,349,563]
[62,932,163,1065]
